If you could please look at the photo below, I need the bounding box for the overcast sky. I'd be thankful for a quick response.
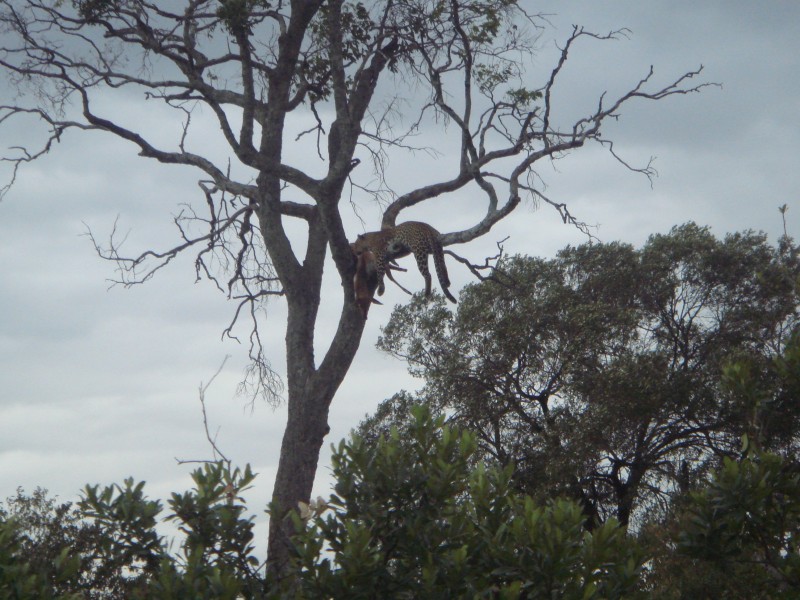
[1,1,798,555]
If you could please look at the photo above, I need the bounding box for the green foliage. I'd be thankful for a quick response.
[0,464,264,599]
[639,333,800,600]
[473,62,513,93]
[506,86,543,109]
[679,451,800,593]
[290,406,644,599]
[80,478,165,581]
[216,0,273,34]
[0,415,644,598]
[643,334,800,598]
[0,487,107,598]
[129,462,261,599]
[721,329,800,455]
[304,1,377,101]
[0,516,81,599]
[73,0,117,22]
[643,448,800,599]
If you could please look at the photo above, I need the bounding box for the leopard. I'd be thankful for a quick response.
[351,221,457,304]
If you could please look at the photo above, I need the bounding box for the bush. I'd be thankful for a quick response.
[289,406,644,599]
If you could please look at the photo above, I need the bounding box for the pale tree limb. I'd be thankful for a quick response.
[176,355,233,468]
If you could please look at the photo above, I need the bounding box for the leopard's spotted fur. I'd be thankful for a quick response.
[351,221,457,304]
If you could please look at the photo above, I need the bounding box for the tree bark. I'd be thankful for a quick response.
[267,294,366,576]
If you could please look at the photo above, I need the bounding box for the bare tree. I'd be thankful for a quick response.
[0,0,713,577]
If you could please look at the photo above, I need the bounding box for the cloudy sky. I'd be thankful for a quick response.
[1,1,798,554]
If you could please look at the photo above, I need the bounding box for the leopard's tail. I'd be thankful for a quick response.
[432,241,457,304]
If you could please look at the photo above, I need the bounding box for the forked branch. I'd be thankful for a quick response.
[381,24,716,252]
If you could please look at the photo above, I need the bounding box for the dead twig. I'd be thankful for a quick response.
[176,355,232,467]
[445,238,515,287]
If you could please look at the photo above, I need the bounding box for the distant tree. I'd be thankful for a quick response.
[0,0,712,572]
[369,224,800,528]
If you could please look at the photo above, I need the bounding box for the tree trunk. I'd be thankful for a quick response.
[266,380,331,577]
[266,290,366,577]
[615,464,645,529]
